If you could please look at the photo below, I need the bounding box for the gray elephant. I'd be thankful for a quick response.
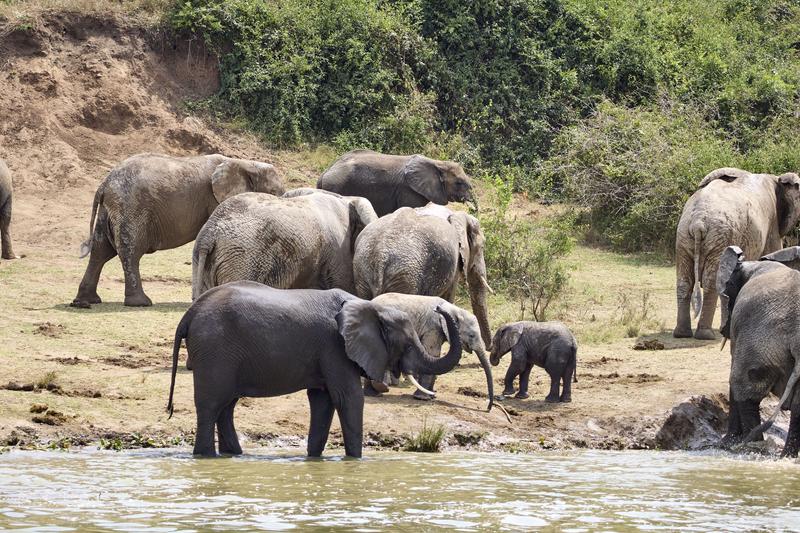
[0,159,18,260]
[674,168,800,340]
[489,321,577,402]
[72,153,284,308]
[166,281,463,457]
[192,189,377,299]
[715,246,800,457]
[353,204,493,349]
[317,150,473,217]
[371,293,494,407]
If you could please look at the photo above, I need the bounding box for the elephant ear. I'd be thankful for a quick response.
[776,173,800,236]
[492,323,524,357]
[211,160,253,203]
[717,246,746,339]
[698,167,751,188]
[450,213,486,279]
[404,155,447,205]
[761,246,800,270]
[336,300,391,382]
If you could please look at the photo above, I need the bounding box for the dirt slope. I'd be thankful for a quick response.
[0,11,788,456]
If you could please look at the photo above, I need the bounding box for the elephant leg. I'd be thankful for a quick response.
[216,398,242,456]
[502,359,524,397]
[412,374,436,401]
[782,408,800,458]
[719,387,743,449]
[0,198,16,260]
[544,368,560,403]
[120,243,152,307]
[516,364,534,400]
[307,388,335,457]
[674,262,693,338]
[72,224,116,307]
[560,366,573,403]
[333,389,364,458]
[694,286,718,340]
[193,406,220,457]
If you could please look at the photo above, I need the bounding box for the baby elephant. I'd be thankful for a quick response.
[489,321,577,402]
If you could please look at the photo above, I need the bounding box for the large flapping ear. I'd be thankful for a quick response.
[336,300,391,382]
[698,167,751,188]
[404,155,447,205]
[448,212,471,279]
[211,160,252,203]
[761,246,800,270]
[716,246,746,297]
[492,323,524,357]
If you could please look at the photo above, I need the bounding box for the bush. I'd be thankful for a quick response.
[404,418,446,452]
[479,175,575,320]
[545,99,741,253]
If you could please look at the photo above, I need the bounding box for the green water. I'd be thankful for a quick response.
[0,449,798,531]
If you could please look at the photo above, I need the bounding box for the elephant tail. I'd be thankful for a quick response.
[742,360,800,446]
[166,314,190,419]
[572,345,578,383]
[191,239,213,301]
[691,225,704,319]
[79,186,104,258]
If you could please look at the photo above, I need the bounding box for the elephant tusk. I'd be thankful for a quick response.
[720,338,727,351]
[404,373,436,396]
[480,276,495,295]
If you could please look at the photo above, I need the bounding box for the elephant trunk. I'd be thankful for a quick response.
[411,308,463,375]
[467,271,492,349]
[474,346,494,412]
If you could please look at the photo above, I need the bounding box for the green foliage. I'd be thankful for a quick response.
[479,174,575,320]
[404,417,446,452]
[546,99,741,252]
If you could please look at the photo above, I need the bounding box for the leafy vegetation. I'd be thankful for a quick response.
[404,417,446,452]
[167,0,799,252]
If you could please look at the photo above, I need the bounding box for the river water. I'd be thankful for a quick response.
[0,448,798,531]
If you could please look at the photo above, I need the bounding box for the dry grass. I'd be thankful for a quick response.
[0,0,172,21]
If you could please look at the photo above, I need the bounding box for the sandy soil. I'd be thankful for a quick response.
[0,10,785,455]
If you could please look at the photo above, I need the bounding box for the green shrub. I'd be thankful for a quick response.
[545,99,741,253]
[479,175,575,320]
[404,418,446,452]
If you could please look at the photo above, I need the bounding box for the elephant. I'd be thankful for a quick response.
[191,190,377,299]
[489,321,577,402]
[317,149,473,217]
[166,281,463,458]
[353,204,493,349]
[71,153,284,308]
[370,293,494,407]
[674,168,800,340]
[715,246,800,457]
[0,159,18,260]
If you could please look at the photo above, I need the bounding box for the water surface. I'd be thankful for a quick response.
[0,448,798,531]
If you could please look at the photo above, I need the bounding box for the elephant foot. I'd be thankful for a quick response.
[1,253,20,260]
[363,381,384,397]
[124,293,153,307]
[412,390,435,401]
[717,433,742,450]
[69,299,93,309]
[192,447,217,457]
[544,393,559,403]
[501,388,516,397]
[559,395,572,403]
[694,328,716,340]
[672,326,693,338]
[514,392,530,400]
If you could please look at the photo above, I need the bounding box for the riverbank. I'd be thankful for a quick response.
[0,8,780,457]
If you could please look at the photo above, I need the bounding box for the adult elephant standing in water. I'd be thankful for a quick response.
[354,204,492,349]
[71,153,284,308]
[0,159,19,260]
[317,150,473,217]
[673,168,800,340]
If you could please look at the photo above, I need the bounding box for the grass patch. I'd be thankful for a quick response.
[35,371,57,390]
[404,418,446,453]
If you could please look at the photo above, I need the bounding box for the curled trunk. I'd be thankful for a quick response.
[412,309,463,375]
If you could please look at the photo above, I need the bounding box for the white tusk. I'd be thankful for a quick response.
[404,373,436,396]
[481,276,495,295]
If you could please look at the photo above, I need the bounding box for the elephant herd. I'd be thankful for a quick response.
[675,168,800,457]
[30,148,572,458]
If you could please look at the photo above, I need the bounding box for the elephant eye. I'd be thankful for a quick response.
[747,366,770,382]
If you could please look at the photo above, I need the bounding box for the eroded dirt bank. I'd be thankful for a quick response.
[0,11,790,456]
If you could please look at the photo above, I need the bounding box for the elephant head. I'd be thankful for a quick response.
[448,211,493,347]
[404,155,473,205]
[716,245,800,339]
[489,322,524,366]
[336,300,463,391]
[211,158,283,203]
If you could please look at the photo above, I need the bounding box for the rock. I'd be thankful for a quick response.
[655,394,728,450]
